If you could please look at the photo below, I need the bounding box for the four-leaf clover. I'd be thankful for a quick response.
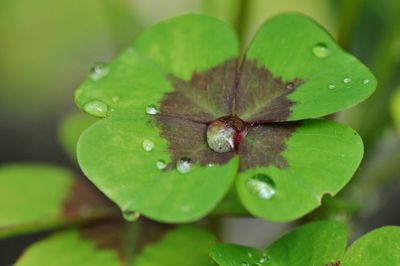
[75,14,376,222]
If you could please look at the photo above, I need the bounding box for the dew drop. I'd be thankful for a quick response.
[246,174,276,200]
[363,79,370,85]
[83,100,108,118]
[208,163,214,167]
[247,252,253,258]
[89,62,110,80]
[312,43,330,58]
[328,84,336,89]
[240,263,250,266]
[343,77,352,84]
[286,82,295,90]
[142,140,154,152]
[207,116,247,153]
[176,157,193,174]
[156,160,167,170]
[259,254,269,264]
[122,210,140,221]
[146,104,159,115]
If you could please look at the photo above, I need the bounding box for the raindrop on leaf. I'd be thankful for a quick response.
[146,104,159,115]
[312,43,330,58]
[343,77,352,84]
[142,140,154,152]
[89,62,110,80]
[83,100,108,118]
[156,160,167,170]
[246,174,276,200]
[122,210,140,221]
[176,157,193,174]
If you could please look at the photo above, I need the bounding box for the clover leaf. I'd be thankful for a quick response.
[0,164,115,238]
[75,14,376,222]
[209,221,400,266]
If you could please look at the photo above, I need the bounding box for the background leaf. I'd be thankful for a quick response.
[390,85,400,132]
[210,220,347,266]
[236,119,363,221]
[341,226,400,266]
[16,221,135,266]
[58,112,97,160]
[134,226,217,266]
[0,164,115,238]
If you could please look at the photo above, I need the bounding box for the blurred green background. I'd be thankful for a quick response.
[0,0,399,264]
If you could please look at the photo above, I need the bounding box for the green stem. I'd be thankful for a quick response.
[234,0,252,48]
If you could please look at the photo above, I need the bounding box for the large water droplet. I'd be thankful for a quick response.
[207,121,235,153]
[156,160,167,170]
[142,140,154,152]
[146,104,159,115]
[89,62,110,80]
[122,210,140,221]
[206,116,246,153]
[176,157,193,174]
[343,77,352,84]
[83,100,108,117]
[246,174,276,200]
[312,43,330,58]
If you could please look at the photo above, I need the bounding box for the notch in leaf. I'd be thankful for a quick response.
[75,13,376,222]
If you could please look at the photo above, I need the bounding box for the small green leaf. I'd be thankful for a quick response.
[16,221,134,266]
[390,86,400,132]
[58,112,97,159]
[210,221,347,266]
[210,222,400,266]
[243,14,376,121]
[0,164,115,238]
[341,226,400,266]
[265,221,346,266]
[236,120,363,221]
[134,226,217,266]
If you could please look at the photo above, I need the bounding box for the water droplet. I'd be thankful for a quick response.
[146,104,159,115]
[343,77,352,84]
[156,160,167,170]
[208,163,214,167]
[240,263,249,266]
[122,210,140,221]
[83,100,108,117]
[286,82,295,90]
[112,96,120,103]
[246,174,276,200]
[142,140,154,152]
[363,79,370,84]
[259,254,269,263]
[328,84,336,89]
[207,116,246,153]
[312,43,330,58]
[176,157,193,174]
[247,252,253,258]
[89,62,110,80]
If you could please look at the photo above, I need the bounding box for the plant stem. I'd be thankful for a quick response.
[234,0,252,48]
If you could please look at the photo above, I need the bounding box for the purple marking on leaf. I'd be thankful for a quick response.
[154,58,302,170]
